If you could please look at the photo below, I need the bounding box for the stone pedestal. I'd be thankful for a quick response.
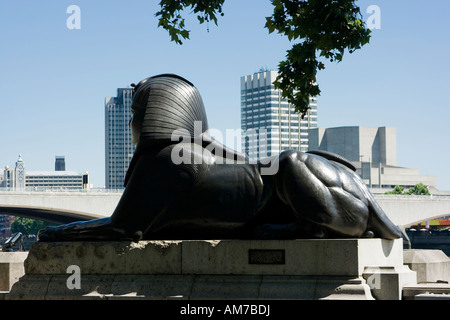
[401,249,450,299]
[0,252,28,291]
[7,238,415,300]
[362,265,417,300]
[403,249,450,283]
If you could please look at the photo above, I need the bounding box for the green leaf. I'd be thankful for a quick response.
[156,0,370,116]
[180,30,190,39]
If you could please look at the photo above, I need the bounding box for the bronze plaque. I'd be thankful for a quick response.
[248,249,285,265]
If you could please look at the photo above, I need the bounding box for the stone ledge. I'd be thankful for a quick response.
[7,274,374,300]
[8,238,411,300]
[403,249,450,283]
[0,252,28,291]
[402,283,450,300]
[24,241,182,275]
[23,239,404,276]
[362,265,417,300]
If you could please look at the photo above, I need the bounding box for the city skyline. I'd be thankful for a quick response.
[241,70,318,160]
[104,87,135,189]
[1,1,449,190]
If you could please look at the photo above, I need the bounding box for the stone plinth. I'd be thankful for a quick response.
[402,283,450,300]
[362,265,417,300]
[403,249,450,283]
[0,252,28,291]
[7,238,414,300]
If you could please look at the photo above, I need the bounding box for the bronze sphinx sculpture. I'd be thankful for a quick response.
[38,74,401,241]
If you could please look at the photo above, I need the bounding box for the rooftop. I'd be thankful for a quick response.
[25,171,83,176]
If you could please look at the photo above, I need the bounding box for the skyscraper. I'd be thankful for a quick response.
[240,70,318,161]
[55,156,65,171]
[105,88,135,189]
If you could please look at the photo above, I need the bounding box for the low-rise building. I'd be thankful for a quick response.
[308,126,437,191]
[1,155,89,191]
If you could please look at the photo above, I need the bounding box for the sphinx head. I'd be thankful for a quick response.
[129,74,209,145]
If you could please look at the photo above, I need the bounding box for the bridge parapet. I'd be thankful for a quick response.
[0,191,449,228]
[0,190,122,223]
[374,194,450,227]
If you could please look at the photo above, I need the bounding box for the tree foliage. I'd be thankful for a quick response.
[156,0,371,116]
[407,183,431,196]
[385,185,405,195]
[11,217,53,236]
[156,0,225,44]
[385,183,431,196]
[265,0,371,115]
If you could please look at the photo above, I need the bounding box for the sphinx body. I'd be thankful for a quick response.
[37,74,401,241]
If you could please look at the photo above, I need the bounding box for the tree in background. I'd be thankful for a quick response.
[11,217,54,236]
[385,183,431,196]
[385,185,405,195]
[156,0,371,116]
[407,183,431,196]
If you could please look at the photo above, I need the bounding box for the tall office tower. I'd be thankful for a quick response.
[241,70,318,161]
[55,156,66,171]
[105,88,135,189]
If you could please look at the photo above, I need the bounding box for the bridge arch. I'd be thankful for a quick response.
[401,213,450,228]
[374,195,450,227]
[0,190,120,226]
[0,205,102,224]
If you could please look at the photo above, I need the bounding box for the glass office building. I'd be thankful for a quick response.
[105,88,135,189]
[55,156,66,171]
[240,70,318,161]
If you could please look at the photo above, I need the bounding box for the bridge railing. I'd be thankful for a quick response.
[0,187,124,194]
[1,188,450,198]
[374,194,450,200]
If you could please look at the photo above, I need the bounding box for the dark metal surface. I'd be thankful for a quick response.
[38,74,401,242]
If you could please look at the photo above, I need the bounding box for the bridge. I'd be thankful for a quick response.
[374,194,450,227]
[0,190,449,227]
[0,190,122,224]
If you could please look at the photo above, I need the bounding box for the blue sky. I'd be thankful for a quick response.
[1,0,449,190]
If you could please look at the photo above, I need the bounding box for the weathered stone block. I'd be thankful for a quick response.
[24,241,182,275]
[8,238,411,300]
[0,252,28,291]
[403,249,450,283]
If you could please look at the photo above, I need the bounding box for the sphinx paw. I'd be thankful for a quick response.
[362,230,375,238]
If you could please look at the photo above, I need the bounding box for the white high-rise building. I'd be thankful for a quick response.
[105,88,135,189]
[240,70,318,161]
